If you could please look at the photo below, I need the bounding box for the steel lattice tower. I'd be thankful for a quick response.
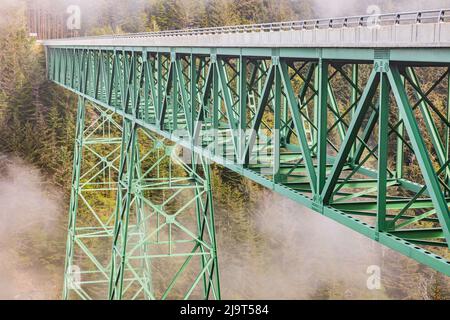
[46,9,450,299]
[64,97,220,300]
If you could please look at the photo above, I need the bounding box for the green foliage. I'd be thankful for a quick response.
[152,0,186,30]
[0,4,77,192]
[201,0,226,27]
[227,0,265,25]
[72,0,316,34]
[82,0,149,34]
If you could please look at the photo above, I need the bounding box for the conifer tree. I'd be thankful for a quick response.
[228,0,266,25]
[153,0,187,30]
[203,0,227,27]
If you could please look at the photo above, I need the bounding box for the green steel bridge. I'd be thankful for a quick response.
[44,9,450,300]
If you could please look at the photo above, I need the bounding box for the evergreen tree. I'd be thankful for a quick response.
[0,1,77,190]
[153,0,187,30]
[203,0,228,27]
[227,0,266,25]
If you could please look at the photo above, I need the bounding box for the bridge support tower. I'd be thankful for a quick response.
[64,97,220,300]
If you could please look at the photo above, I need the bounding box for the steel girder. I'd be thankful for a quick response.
[49,46,450,290]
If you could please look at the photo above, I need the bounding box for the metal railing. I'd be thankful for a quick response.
[52,8,450,41]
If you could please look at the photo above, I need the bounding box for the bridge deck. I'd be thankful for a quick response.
[44,9,450,48]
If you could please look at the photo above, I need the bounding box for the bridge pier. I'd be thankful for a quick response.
[64,97,220,300]
[64,97,122,299]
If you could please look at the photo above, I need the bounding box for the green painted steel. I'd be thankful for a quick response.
[48,45,450,300]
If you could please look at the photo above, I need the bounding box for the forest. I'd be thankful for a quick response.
[0,0,450,299]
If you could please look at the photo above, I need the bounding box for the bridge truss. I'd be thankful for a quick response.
[46,44,450,299]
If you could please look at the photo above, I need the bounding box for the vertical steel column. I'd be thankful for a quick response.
[350,64,359,159]
[316,59,329,199]
[377,69,389,232]
[156,52,163,127]
[192,152,221,299]
[133,147,154,299]
[203,161,221,299]
[109,119,138,299]
[63,96,86,299]
[212,57,219,131]
[446,70,450,190]
[273,57,281,183]
[171,56,179,131]
[238,55,247,163]
[190,54,197,135]
[395,76,406,179]
[313,63,319,152]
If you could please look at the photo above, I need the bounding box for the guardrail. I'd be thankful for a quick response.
[52,8,450,41]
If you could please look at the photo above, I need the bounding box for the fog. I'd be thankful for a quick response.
[217,190,449,299]
[311,0,450,17]
[0,154,444,299]
[0,155,65,299]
